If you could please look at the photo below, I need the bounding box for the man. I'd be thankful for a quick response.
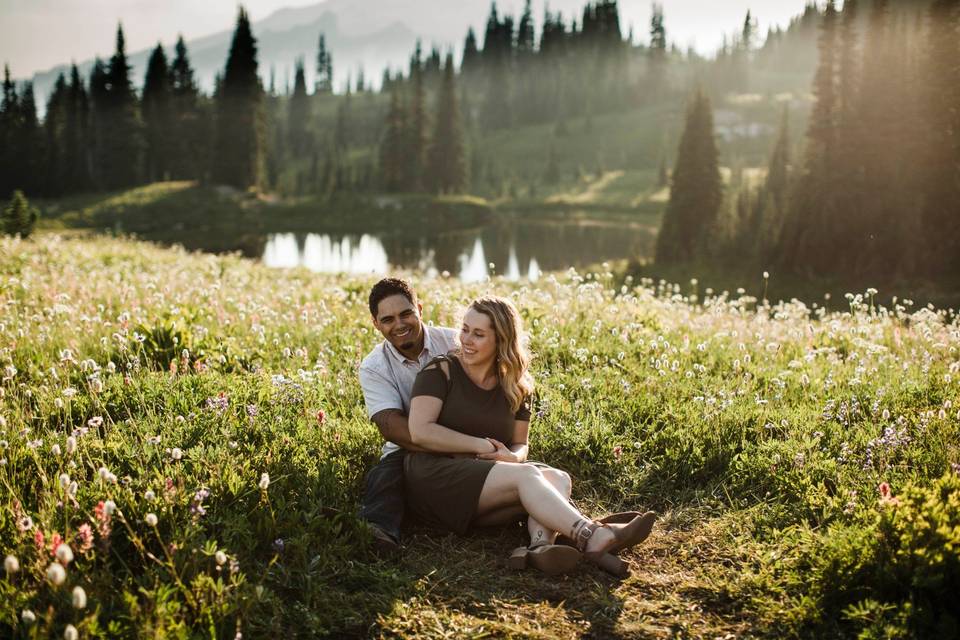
[357,277,459,550]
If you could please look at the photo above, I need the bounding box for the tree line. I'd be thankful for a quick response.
[656,0,960,282]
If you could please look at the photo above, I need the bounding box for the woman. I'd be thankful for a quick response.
[405,295,655,576]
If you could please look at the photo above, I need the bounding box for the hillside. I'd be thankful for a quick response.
[1,234,958,637]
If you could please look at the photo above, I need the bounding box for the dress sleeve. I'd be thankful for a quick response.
[412,365,449,400]
[514,394,532,421]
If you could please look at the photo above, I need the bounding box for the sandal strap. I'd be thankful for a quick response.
[570,519,599,552]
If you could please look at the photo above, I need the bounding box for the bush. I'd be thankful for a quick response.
[2,190,39,238]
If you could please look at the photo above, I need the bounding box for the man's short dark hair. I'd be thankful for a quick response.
[368,278,418,318]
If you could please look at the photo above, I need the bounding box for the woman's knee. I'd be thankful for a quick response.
[541,467,572,496]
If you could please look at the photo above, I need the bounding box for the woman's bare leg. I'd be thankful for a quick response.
[527,468,571,547]
[476,463,616,552]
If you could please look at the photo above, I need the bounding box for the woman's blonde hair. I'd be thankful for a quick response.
[466,296,534,413]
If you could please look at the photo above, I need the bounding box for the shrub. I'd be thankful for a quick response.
[2,190,39,238]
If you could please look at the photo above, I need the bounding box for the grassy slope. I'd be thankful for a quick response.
[1,235,958,638]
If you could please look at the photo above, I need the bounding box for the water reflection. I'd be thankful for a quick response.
[261,221,654,280]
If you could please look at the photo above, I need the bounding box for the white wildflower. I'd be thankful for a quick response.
[72,585,87,609]
[46,562,66,585]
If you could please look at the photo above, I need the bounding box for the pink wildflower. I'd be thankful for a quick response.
[879,482,901,507]
[48,532,63,557]
[612,445,623,461]
[94,501,112,538]
[316,409,326,426]
[34,529,45,553]
[75,524,94,553]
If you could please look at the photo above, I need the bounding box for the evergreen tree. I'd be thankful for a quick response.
[142,43,174,181]
[15,82,42,195]
[2,190,38,238]
[87,58,110,189]
[102,24,144,189]
[213,7,265,189]
[461,28,480,79]
[287,58,311,155]
[920,0,960,276]
[426,52,467,193]
[648,3,667,93]
[43,74,69,195]
[777,0,839,275]
[654,90,722,265]
[755,106,791,263]
[379,85,407,192]
[334,89,352,151]
[0,65,18,197]
[169,36,203,180]
[404,42,428,191]
[315,34,333,94]
[517,0,536,60]
[64,64,91,192]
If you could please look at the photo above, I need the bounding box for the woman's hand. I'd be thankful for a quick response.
[477,438,522,463]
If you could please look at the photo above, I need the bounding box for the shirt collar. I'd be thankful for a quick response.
[384,325,433,365]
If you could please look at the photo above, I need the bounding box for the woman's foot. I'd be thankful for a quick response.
[509,544,581,576]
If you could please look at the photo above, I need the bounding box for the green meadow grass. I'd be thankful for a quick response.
[1,234,958,638]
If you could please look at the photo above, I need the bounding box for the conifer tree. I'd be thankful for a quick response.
[142,43,174,181]
[0,65,18,197]
[461,28,480,80]
[43,74,69,194]
[213,7,265,189]
[655,90,722,265]
[2,190,38,238]
[648,3,667,93]
[103,24,144,189]
[334,89,352,151]
[87,58,110,189]
[315,34,333,94]
[287,58,311,155]
[64,64,91,192]
[920,0,960,276]
[169,36,203,180]
[404,42,428,191]
[14,82,42,195]
[426,52,467,194]
[517,0,536,61]
[379,85,407,192]
[755,106,791,262]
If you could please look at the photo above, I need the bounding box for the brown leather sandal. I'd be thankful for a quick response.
[509,544,582,575]
[554,511,642,547]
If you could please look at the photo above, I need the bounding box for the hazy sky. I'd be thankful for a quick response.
[1,0,812,79]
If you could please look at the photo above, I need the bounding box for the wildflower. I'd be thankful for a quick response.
[72,585,87,609]
[51,443,62,456]
[145,513,158,527]
[103,500,116,516]
[17,515,33,532]
[66,436,77,454]
[21,610,36,625]
[63,387,77,398]
[48,532,63,556]
[170,447,183,461]
[190,488,210,517]
[46,561,66,585]
[34,529,45,552]
[65,624,79,640]
[612,445,623,461]
[316,409,326,426]
[4,554,19,574]
[144,489,156,501]
[75,524,94,553]
[59,473,71,488]
[215,550,227,566]
[146,435,161,446]
[55,543,73,565]
[88,416,103,428]
[259,472,270,490]
[273,538,285,553]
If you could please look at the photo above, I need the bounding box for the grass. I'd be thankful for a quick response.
[1,233,958,638]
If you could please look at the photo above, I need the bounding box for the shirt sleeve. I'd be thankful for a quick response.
[514,394,532,421]
[411,366,449,400]
[358,365,404,418]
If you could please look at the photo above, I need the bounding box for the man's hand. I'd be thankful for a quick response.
[476,438,523,463]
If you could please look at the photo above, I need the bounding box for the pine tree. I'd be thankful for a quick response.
[2,190,39,238]
[648,3,667,93]
[777,0,839,275]
[64,64,91,191]
[287,58,311,156]
[102,24,144,189]
[461,28,480,80]
[213,7,265,189]
[654,90,722,265]
[15,82,42,195]
[756,106,791,263]
[334,89,352,151]
[315,34,333,94]
[426,52,467,193]
[404,42,428,191]
[920,0,960,276]
[379,85,407,192]
[517,0,536,61]
[43,74,69,195]
[88,58,110,189]
[142,43,174,181]
[0,65,19,197]
[169,36,203,180]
